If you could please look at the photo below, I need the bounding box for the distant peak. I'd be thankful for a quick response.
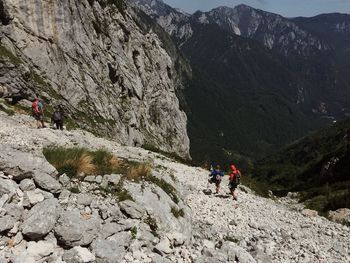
[234,4,254,9]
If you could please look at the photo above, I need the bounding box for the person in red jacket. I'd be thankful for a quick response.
[229,164,241,201]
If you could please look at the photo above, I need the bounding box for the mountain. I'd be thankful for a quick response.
[0,0,191,158]
[132,1,350,162]
[252,119,350,214]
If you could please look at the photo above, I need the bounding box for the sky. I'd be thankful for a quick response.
[163,0,350,17]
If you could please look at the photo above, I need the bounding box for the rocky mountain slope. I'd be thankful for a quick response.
[132,0,350,162]
[0,111,349,262]
[0,0,190,158]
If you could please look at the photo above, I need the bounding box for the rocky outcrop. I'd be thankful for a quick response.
[0,113,193,263]
[0,0,190,158]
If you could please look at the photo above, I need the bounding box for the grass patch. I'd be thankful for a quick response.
[146,175,179,204]
[44,147,181,204]
[99,180,134,202]
[171,206,185,218]
[0,45,22,65]
[43,147,122,178]
[0,103,15,116]
[126,163,152,182]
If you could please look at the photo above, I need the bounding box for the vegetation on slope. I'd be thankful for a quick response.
[181,22,327,163]
[252,119,350,214]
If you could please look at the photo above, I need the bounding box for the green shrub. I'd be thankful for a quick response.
[223,236,240,243]
[131,226,137,239]
[69,187,80,193]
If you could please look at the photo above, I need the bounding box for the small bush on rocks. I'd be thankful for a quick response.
[171,206,185,218]
[69,187,80,193]
[99,180,134,202]
[144,215,158,237]
[131,226,137,239]
[223,235,240,243]
[126,163,152,182]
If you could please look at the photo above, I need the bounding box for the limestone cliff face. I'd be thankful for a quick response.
[0,0,190,158]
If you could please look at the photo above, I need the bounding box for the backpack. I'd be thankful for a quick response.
[32,100,39,114]
[52,111,62,121]
[235,172,241,185]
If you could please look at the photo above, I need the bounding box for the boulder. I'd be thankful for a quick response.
[76,193,93,206]
[151,254,172,263]
[99,222,123,239]
[91,239,127,263]
[27,241,55,260]
[58,174,70,187]
[100,174,122,189]
[301,209,318,217]
[222,243,257,263]
[55,210,102,247]
[3,203,23,220]
[19,179,36,192]
[0,145,57,181]
[32,172,62,194]
[154,238,173,255]
[24,189,45,206]
[63,246,95,263]
[0,194,9,208]
[22,199,60,239]
[11,252,36,263]
[0,178,18,196]
[0,215,16,233]
[119,200,146,219]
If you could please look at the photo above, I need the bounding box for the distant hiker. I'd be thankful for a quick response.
[51,106,64,130]
[208,165,224,194]
[229,164,241,201]
[32,98,45,129]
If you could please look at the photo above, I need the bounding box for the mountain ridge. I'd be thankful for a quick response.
[132,0,350,162]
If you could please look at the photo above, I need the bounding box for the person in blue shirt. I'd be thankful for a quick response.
[208,165,225,194]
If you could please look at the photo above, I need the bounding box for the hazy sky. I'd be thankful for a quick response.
[163,0,350,17]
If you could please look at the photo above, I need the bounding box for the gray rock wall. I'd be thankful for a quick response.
[0,0,190,158]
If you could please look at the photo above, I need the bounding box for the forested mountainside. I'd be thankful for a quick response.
[132,0,350,162]
[0,0,191,158]
[253,119,350,214]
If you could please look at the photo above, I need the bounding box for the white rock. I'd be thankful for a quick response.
[25,189,44,205]
[154,238,173,255]
[27,241,55,260]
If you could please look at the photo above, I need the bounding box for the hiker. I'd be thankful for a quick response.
[229,164,241,201]
[51,106,64,130]
[32,98,45,128]
[208,165,224,194]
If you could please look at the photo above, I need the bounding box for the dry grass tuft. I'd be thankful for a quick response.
[109,155,122,170]
[126,163,152,181]
[76,153,96,176]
